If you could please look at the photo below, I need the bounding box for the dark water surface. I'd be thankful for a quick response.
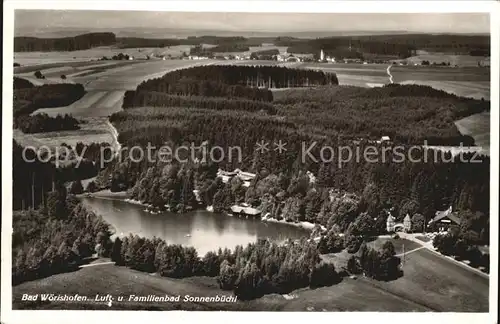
[81,197,310,256]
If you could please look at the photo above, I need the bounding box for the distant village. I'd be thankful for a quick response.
[93,43,490,68]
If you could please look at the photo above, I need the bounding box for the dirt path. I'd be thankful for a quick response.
[105,120,121,156]
[395,246,425,257]
[386,65,394,84]
[79,261,115,268]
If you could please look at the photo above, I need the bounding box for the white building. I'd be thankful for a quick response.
[320,49,325,61]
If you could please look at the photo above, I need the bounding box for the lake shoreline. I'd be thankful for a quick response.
[81,192,316,232]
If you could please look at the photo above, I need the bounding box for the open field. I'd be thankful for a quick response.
[19,60,215,118]
[72,59,213,91]
[13,117,115,149]
[455,111,490,153]
[12,237,488,311]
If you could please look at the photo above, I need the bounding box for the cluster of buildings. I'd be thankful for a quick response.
[319,49,336,63]
[386,205,461,234]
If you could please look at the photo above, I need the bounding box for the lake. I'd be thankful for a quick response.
[81,197,310,256]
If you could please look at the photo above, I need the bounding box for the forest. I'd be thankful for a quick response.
[122,92,276,114]
[275,34,490,58]
[116,37,182,48]
[123,65,338,113]
[12,141,111,211]
[16,113,80,133]
[104,80,490,246]
[272,84,489,145]
[110,233,400,299]
[14,32,116,52]
[14,77,34,90]
[13,82,86,117]
[12,196,112,285]
[135,77,274,101]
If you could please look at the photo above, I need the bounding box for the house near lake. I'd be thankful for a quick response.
[428,206,461,232]
[230,204,262,218]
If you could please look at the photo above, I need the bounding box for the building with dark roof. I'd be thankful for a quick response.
[429,206,461,232]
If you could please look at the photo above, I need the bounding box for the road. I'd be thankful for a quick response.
[386,65,394,83]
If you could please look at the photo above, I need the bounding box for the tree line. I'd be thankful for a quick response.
[14,33,489,57]
[111,234,342,299]
[139,65,339,89]
[275,34,490,58]
[281,38,416,59]
[135,76,274,101]
[15,113,80,133]
[116,37,183,49]
[14,32,116,52]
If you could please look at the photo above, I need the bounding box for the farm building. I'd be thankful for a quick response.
[428,206,461,232]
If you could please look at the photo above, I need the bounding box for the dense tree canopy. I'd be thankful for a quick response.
[14,83,85,117]
[16,113,80,133]
[12,203,112,285]
[14,33,116,52]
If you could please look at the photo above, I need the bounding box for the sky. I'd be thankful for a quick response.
[14,11,490,35]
